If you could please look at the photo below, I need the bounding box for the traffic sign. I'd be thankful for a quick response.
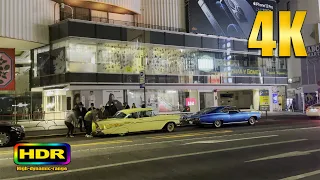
[139,71,145,88]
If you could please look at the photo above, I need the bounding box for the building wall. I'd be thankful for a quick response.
[0,0,56,44]
[136,0,185,30]
[279,0,320,92]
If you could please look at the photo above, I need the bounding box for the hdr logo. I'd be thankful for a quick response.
[14,143,71,165]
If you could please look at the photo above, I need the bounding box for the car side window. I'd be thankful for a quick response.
[128,112,140,118]
[221,108,229,113]
[144,111,153,117]
[229,107,239,113]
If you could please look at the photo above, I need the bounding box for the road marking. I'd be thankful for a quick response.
[147,130,233,139]
[0,140,132,156]
[246,148,320,162]
[0,126,318,157]
[1,139,307,180]
[280,169,320,180]
[71,140,132,147]
[184,135,278,145]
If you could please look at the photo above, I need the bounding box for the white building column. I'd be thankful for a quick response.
[189,90,199,113]
[213,91,218,106]
[252,89,259,110]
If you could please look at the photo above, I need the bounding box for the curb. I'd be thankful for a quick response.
[25,132,86,140]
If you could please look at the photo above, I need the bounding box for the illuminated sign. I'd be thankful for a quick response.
[14,143,71,165]
[248,11,307,57]
[186,98,196,106]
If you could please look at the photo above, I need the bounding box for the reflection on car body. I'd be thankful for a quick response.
[92,108,181,136]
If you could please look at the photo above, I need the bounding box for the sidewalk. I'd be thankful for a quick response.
[25,128,85,140]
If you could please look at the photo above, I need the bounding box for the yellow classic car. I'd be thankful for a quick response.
[92,108,181,136]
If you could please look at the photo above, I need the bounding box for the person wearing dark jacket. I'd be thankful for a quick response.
[109,102,118,116]
[104,104,111,118]
[75,102,87,132]
[88,103,96,111]
[123,102,130,109]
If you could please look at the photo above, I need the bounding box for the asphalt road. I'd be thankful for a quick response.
[1,118,320,180]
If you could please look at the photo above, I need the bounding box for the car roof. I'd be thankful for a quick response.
[120,108,153,114]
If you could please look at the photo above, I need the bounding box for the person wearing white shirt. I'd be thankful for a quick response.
[89,91,95,106]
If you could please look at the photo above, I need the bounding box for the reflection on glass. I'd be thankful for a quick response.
[113,112,127,119]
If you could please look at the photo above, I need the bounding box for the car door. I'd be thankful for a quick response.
[228,108,245,122]
[126,112,144,132]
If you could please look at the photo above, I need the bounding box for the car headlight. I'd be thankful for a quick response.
[11,127,18,131]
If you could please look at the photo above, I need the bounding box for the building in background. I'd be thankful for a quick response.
[278,0,320,111]
[0,0,287,127]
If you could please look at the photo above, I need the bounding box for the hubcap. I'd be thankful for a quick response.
[215,121,221,127]
[249,118,255,124]
[167,123,174,131]
[0,132,9,146]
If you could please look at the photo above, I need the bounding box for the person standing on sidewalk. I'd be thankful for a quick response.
[65,108,77,137]
[75,102,87,132]
[84,109,99,138]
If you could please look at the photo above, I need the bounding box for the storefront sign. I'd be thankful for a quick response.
[259,90,270,111]
[0,48,15,90]
[186,98,196,106]
[272,93,278,104]
[306,44,320,58]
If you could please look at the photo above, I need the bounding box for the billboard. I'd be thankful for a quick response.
[0,48,15,91]
[188,0,278,39]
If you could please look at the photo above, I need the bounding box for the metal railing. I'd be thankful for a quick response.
[57,12,186,32]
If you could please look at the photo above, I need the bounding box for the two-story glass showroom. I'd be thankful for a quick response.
[30,19,287,119]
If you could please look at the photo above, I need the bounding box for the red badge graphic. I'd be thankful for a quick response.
[0,48,15,91]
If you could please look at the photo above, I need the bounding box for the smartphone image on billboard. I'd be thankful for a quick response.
[223,0,256,39]
[198,0,246,38]
[198,0,226,36]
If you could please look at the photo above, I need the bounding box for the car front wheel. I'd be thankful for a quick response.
[0,131,11,147]
[248,117,256,126]
[165,122,175,132]
[213,120,222,128]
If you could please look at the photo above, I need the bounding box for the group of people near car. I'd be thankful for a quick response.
[64,101,142,138]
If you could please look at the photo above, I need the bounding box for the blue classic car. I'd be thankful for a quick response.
[183,106,261,128]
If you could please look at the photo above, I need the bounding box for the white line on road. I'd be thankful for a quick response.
[184,135,278,145]
[2,139,307,180]
[280,169,320,180]
[246,148,320,162]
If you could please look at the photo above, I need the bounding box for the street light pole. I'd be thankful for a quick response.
[301,92,305,113]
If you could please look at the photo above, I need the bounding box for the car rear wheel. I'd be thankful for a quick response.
[213,120,222,128]
[248,117,256,126]
[165,122,175,132]
[0,131,11,147]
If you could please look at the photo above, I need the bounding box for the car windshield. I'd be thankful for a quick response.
[113,112,127,119]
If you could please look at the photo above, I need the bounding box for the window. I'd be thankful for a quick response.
[113,112,127,119]
[221,108,230,113]
[144,111,154,117]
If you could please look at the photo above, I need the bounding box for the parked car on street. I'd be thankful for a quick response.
[0,122,25,147]
[306,103,320,118]
[182,106,261,128]
[92,108,181,136]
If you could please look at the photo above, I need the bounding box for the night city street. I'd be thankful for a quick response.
[1,118,320,180]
